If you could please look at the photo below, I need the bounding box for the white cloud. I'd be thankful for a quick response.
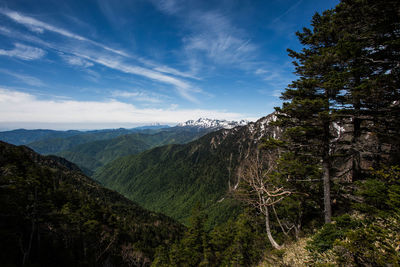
[61,54,94,68]
[255,68,268,75]
[0,9,205,102]
[0,8,128,57]
[150,5,257,69]
[254,62,295,98]
[153,65,200,80]
[0,9,196,80]
[182,10,257,66]
[0,69,44,87]
[149,2,261,74]
[111,90,165,103]
[0,88,247,129]
[74,52,200,102]
[150,0,183,14]
[0,10,202,102]
[0,43,45,60]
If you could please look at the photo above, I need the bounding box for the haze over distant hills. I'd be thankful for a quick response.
[0,119,249,176]
[93,114,278,226]
[0,118,248,146]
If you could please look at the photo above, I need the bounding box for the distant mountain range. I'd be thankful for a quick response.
[0,119,248,147]
[0,129,82,145]
[0,127,157,146]
[54,127,215,175]
[93,113,279,227]
[0,118,261,226]
[0,119,249,176]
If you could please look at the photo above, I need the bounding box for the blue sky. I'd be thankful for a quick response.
[0,0,338,130]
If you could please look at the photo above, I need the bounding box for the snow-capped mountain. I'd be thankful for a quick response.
[177,118,249,129]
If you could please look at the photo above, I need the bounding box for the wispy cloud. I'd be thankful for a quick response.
[0,8,196,80]
[183,10,257,66]
[0,8,129,57]
[256,68,286,82]
[0,69,44,87]
[60,54,94,68]
[149,0,183,14]
[0,9,202,102]
[83,69,101,83]
[254,60,294,97]
[272,0,304,24]
[74,52,200,102]
[111,90,166,103]
[0,88,246,129]
[153,65,200,80]
[0,43,46,60]
[150,1,258,72]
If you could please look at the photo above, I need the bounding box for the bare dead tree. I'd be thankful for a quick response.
[235,150,293,250]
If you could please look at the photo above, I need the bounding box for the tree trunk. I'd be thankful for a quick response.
[323,115,332,224]
[322,158,331,223]
[264,206,283,249]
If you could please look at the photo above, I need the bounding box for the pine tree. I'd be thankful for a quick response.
[332,0,400,171]
[275,9,342,223]
[275,0,399,224]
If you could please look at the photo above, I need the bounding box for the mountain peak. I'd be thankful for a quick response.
[177,118,249,129]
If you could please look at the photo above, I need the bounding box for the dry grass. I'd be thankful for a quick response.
[257,238,313,267]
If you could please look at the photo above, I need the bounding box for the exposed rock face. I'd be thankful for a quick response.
[93,113,284,225]
[331,115,400,182]
[223,112,399,186]
[95,111,399,225]
[206,113,283,190]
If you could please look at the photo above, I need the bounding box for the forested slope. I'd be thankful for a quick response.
[0,141,183,267]
[0,129,81,145]
[56,127,212,175]
[93,114,281,227]
[26,128,145,154]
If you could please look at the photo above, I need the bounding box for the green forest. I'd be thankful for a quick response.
[0,141,184,266]
[150,0,400,265]
[0,0,399,266]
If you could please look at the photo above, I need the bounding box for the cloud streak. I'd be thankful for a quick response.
[74,52,199,102]
[0,8,198,80]
[0,69,44,87]
[0,8,129,57]
[60,54,94,68]
[111,90,165,103]
[0,88,246,129]
[0,9,202,102]
[150,1,259,74]
[0,43,46,60]
[272,0,304,24]
[185,10,256,64]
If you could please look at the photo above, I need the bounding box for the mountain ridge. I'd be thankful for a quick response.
[177,118,249,129]
[56,127,214,175]
[93,113,280,226]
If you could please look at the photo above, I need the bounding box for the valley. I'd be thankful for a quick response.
[0,0,399,265]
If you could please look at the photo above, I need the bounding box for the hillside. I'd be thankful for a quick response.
[56,127,214,175]
[26,128,152,155]
[93,113,281,226]
[0,141,183,266]
[0,129,81,145]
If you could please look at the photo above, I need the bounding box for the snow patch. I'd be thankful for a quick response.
[177,118,248,129]
[332,122,345,142]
